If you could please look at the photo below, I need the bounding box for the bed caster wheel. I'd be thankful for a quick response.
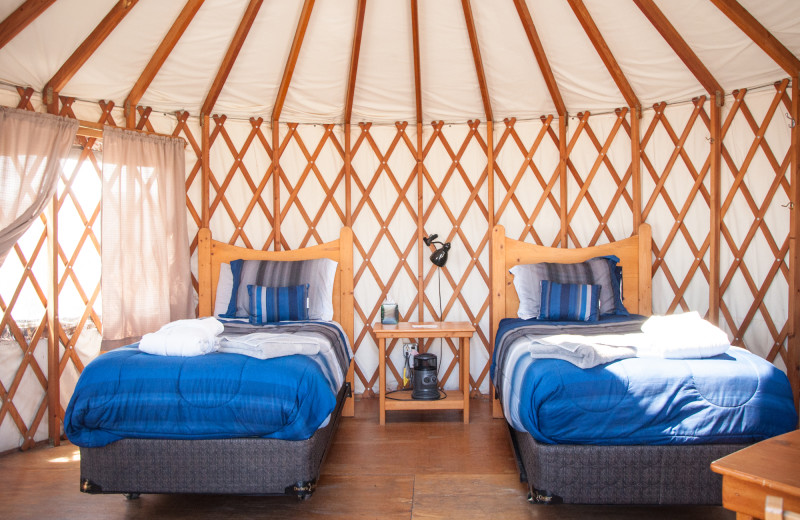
[124,493,141,500]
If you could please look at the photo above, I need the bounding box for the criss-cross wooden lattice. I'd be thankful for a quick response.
[562,109,634,247]
[641,96,714,316]
[420,121,491,396]
[717,81,793,366]
[207,116,276,250]
[493,116,561,245]
[0,79,797,448]
[0,91,50,451]
[278,123,346,250]
[350,122,420,395]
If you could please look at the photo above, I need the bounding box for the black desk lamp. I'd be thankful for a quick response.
[423,233,450,267]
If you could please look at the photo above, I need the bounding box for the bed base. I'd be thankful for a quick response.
[509,426,747,505]
[79,383,350,500]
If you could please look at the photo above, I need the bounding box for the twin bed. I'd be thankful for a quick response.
[490,223,797,504]
[65,223,797,505]
[67,227,355,499]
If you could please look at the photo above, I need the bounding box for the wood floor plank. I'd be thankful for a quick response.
[0,399,734,520]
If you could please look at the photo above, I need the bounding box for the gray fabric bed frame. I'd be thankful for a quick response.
[79,383,349,500]
[509,425,747,505]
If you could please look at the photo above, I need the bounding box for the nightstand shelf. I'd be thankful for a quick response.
[373,321,474,425]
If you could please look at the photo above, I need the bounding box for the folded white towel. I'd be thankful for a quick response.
[527,334,637,369]
[139,318,223,357]
[638,311,730,358]
[218,332,323,360]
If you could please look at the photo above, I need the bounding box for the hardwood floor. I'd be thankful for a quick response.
[0,399,734,520]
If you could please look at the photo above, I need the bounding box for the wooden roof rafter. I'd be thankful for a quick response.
[566,0,640,112]
[344,0,367,125]
[633,0,724,105]
[410,0,422,124]
[272,0,316,123]
[201,0,263,117]
[461,0,493,123]
[43,0,139,113]
[512,0,566,116]
[125,0,205,126]
[708,0,800,76]
[0,0,56,50]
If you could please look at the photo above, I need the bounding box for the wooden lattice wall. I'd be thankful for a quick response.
[0,80,797,452]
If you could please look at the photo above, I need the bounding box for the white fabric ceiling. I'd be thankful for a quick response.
[0,0,798,122]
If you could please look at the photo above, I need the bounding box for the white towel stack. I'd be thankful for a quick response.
[139,318,224,357]
[638,311,730,359]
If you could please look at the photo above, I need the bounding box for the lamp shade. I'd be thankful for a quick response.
[430,242,450,267]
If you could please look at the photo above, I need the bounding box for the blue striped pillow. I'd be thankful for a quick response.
[538,280,601,322]
[247,284,309,324]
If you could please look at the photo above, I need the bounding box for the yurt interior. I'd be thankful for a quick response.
[1,0,799,518]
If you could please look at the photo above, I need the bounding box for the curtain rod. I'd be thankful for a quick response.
[77,119,187,146]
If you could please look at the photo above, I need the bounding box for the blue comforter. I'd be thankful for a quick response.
[65,321,351,447]
[492,318,797,445]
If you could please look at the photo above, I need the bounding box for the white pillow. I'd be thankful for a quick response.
[213,263,234,318]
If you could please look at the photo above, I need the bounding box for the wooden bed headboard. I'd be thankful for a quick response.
[491,223,653,326]
[196,227,355,416]
[489,224,652,418]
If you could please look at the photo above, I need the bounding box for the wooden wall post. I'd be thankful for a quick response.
[417,123,424,321]
[789,75,800,409]
[631,106,642,232]
[272,120,281,250]
[559,114,568,247]
[45,98,59,445]
[345,123,352,227]
[709,95,722,325]
[201,113,210,229]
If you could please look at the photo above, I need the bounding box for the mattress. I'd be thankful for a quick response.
[492,317,798,445]
[65,321,352,447]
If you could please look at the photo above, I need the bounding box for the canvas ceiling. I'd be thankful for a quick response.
[0,0,799,123]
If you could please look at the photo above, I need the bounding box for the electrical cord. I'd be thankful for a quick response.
[437,266,443,380]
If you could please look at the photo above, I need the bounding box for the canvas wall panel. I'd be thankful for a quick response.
[493,117,561,246]
[350,123,419,394]
[422,122,491,393]
[641,98,713,317]
[566,110,634,247]
[207,116,273,250]
[719,85,792,369]
[278,123,346,249]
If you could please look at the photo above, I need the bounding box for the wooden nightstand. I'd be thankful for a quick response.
[373,321,474,425]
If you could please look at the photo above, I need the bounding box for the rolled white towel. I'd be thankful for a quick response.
[639,312,730,359]
[139,318,223,357]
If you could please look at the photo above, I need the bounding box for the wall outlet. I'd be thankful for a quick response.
[403,343,418,356]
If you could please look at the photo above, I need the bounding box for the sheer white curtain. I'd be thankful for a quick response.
[0,107,78,266]
[101,127,193,349]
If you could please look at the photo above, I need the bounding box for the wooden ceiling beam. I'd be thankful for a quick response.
[126,0,204,121]
[344,0,367,125]
[512,0,566,116]
[44,0,139,108]
[0,0,56,50]
[410,0,422,124]
[708,0,800,75]
[461,0,493,122]
[201,0,263,117]
[566,0,640,111]
[272,0,316,123]
[633,0,724,104]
